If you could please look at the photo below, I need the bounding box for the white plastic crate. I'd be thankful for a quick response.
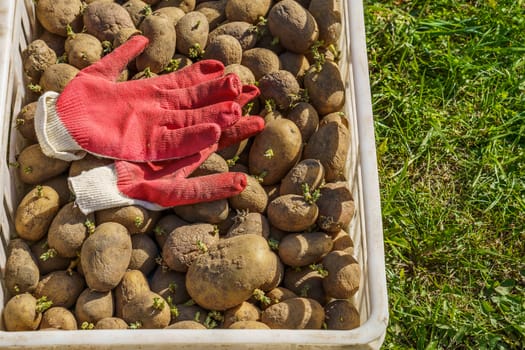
[0,0,388,348]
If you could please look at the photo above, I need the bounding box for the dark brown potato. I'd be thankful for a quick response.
[156,0,196,13]
[150,266,190,304]
[195,0,227,30]
[261,297,324,329]
[152,213,188,248]
[80,222,132,292]
[31,239,71,275]
[95,317,129,329]
[42,174,74,207]
[18,144,70,185]
[95,205,158,234]
[15,102,38,143]
[83,1,136,42]
[39,63,79,93]
[15,185,61,242]
[172,303,207,324]
[241,48,281,81]
[316,182,355,233]
[190,152,229,177]
[65,33,103,69]
[225,0,272,24]
[2,293,42,331]
[137,13,177,73]
[114,270,151,319]
[279,51,310,84]
[331,229,354,253]
[75,289,114,324]
[203,35,242,66]
[322,251,361,299]
[34,270,85,308]
[208,21,258,51]
[258,70,301,111]
[278,232,333,267]
[38,31,66,56]
[129,234,159,275]
[226,212,270,239]
[173,199,229,224]
[229,320,271,329]
[228,175,268,213]
[308,0,342,46]
[267,0,319,54]
[282,267,326,304]
[285,102,319,143]
[36,0,83,37]
[267,194,319,232]
[324,299,360,330]
[222,301,261,328]
[48,202,95,258]
[122,291,171,329]
[175,11,209,57]
[162,223,219,272]
[249,118,303,186]
[40,307,78,330]
[4,239,40,295]
[22,40,57,86]
[304,61,345,115]
[279,158,325,196]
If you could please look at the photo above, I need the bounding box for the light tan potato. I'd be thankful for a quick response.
[18,144,70,185]
[34,270,85,308]
[95,317,129,329]
[36,0,84,37]
[249,118,303,186]
[229,320,271,329]
[83,1,136,42]
[259,251,284,292]
[208,21,258,51]
[308,0,342,46]
[196,0,227,30]
[241,48,281,81]
[39,63,79,93]
[4,239,40,295]
[324,299,360,330]
[278,232,333,267]
[225,0,272,24]
[258,70,301,111]
[285,102,319,143]
[331,229,354,254]
[226,212,270,239]
[152,213,188,248]
[228,175,268,213]
[15,185,61,242]
[260,287,297,310]
[114,270,151,318]
[261,297,324,329]
[267,0,319,54]
[2,293,42,331]
[165,320,207,329]
[75,289,114,324]
[129,234,159,275]
[31,239,71,275]
[316,182,355,233]
[122,291,171,329]
[123,0,151,27]
[22,40,57,86]
[112,27,143,48]
[162,223,219,272]
[303,119,350,182]
[48,202,95,258]
[175,11,209,57]
[186,234,276,310]
[65,33,103,69]
[267,194,319,232]
[322,251,361,299]
[40,307,78,330]
[80,222,132,291]
[15,102,38,143]
[224,64,256,85]
[173,199,229,224]
[279,158,325,196]
[283,266,326,304]
[95,205,158,234]
[190,152,229,177]
[137,12,177,73]
[304,61,345,115]
[156,0,196,13]
[150,266,190,304]
[153,7,186,29]
[202,34,242,66]
[222,301,261,328]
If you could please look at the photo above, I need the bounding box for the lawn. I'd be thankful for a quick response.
[363,0,525,349]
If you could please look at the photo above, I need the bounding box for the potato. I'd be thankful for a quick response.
[208,21,258,51]
[15,185,60,242]
[267,194,318,232]
[153,7,186,28]
[303,119,350,182]
[282,267,326,304]
[114,270,151,318]
[34,270,85,308]
[226,212,270,239]
[113,27,143,48]
[95,317,129,329]
[261,297,324,329]
[39,63,79,93]
[241,48,281,81]
[65,33,103,69]
[259,252,284,292]
[190,152,229,177]
[18,144,70,185]
[95,205,158,234]
[324,299,360,330]
[166,320,207,329]
[222,301,261,328]
[224,63,256,85]
[136,13,177,73]
[156,0,196,13]
[15,102,38,143]
[228,175,268,213]
[22,40,57,86]
[36,0,83,37]
[42,174,74,207]
[83,1,136,42]
[196,0,227,30]
[202,35,242,66]
[279,51,310,83]
[258,70,301,111]
[308,0,342,46]
[4,239,40,295]
[279,158,325,196]
[260,287,297,310]
[150,266,190,304]
[122,291,171,329]
[186,234,276,310]
[40,307,78,330]
[80,222,132,291]
[229,320,270,329]
[48,202,95,258]
[175,11,209,57]
[69,154,113,177]
[286,102,319,143]
[322,251,360,299]
[162,223,219,272]
[267,0,319,54]
[249,118,302,185]
[263,183,281,204]
[2,293,42,331]
[320,111,349,129]
[331,229,354,254]
[304,61,345,115]
[38,31,66,56]
[31,239,71,275]
[173,199,229,224]
[172,303,207,323]
[75,289,114,324]
[225,0,272,24]
[152,213,188,248]
[316,182,355,233]
[278,232,333,267]
[128,234,158,275]
[123,0,151,27]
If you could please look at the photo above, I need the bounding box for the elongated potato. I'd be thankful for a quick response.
[228,175,268,213]
[304,61,345,115]
[278,232,333,267]
[114,269,151,318]
[34,270,85,308]
[279,158,325,196]
[75,289,114,324]
[267,194,319,232]
[95,205,158,234]
[36,0,83,37]
[261,297,324,329]
[18,144,70,185]
[176,11,209,57]
[83,1,136,42]
[2,293,42,331]
[40,307,78,330]
[136,13,177,73]
[122,291,171,329]
[322,251,361,299]
[316,181,355,233]
[4,239,40,295]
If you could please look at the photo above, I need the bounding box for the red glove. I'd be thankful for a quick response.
[35,35,250,162]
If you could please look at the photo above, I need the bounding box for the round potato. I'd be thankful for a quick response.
[258,70,301,111]
[129,234,159,275]
[260,287,297,310]
[95,317,129,329]
[190,152,229,177]
[75,289,114,324]
[279,158,325,196]
[156,0,196,13]
[42,174,74,207]
[226,212,270,239]
[324,299,360,330]
[304,60,345,115]
[195,0,227,30]
[285,102,319,143]
[322,251,361,299]
[242,48,281,81]
[152,213,188,248]
[38,31,66,56]
[166,320,207,329]
[173,199,229,224]
[186,234,276,310]
[282,266,326,304]
[278,232,333,267]
[222,301,261,328]
[112,27,143,48]
[39,63,79,93]
[15,185,60,242]
[15,102,38,143]
[267,194,319,232]
[316,181,355,233]
[202,34,242,66]
[150,266,190,304]
[279,51,310,83]
[2,293,42,331]
[153,6,186,29]
[22,40,57,86]
[18,144,70,185]
[36,0,83,37]
[224,63,256,85]
[308,0,342,46]
[208,21,258,51]
[228,175,268,213]
[267,0,319,54]
[4,239,40,295]
[34,270,85,308]
[136,13,177,73]
[83,1,136,42]
[114,270,150,318]
[225,0,272,24]
[229,320,271,329]
[40,307,78,330]
[175,11,209,57]
[65,33,103,69]
[331,229,354,254]
[80,222,132,291]
[95,205,158,234]
[123,0,151,27]
[122,291,171,329]
[249,118,303,186]
[31,239,71,275]
[261,297,324,329]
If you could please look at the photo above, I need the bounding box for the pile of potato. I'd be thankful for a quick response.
[4,0,361,331]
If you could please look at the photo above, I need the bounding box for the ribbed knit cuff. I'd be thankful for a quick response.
[68,164,167,215]
[35,91,86,161]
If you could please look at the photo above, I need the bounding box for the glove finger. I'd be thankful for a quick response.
[159,74,242,109]
[81,35,149,80]
[157,101,242,130]
[235,84,260,107]
[218,116,265,150]
[152,59,225,89]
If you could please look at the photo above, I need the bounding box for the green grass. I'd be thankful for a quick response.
[363,1,525,349]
